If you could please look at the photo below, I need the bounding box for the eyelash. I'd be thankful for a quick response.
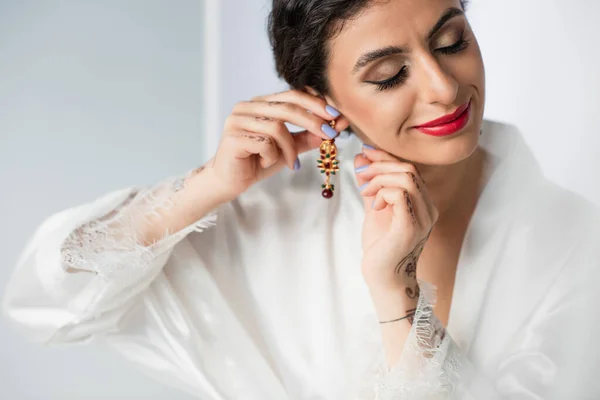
[372,34,471,92]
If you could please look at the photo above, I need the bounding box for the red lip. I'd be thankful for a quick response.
[414,100,471,137]
[416,100,471,128]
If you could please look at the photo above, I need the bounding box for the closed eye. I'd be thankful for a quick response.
[367,65,409,92]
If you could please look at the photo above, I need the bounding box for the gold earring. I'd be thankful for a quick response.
[318,119,339,199]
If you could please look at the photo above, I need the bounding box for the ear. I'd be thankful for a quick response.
[304,86,339,109]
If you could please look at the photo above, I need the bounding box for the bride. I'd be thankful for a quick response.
[4,0,600,398]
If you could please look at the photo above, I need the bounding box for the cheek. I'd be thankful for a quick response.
[342,90,413,140]
[451,42,485,88]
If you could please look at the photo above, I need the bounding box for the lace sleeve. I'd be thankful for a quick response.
[358,249,600,400]
[371,280,466,399]
[60,171,212,274]
[2,167,217,344]
[54,168,217,316]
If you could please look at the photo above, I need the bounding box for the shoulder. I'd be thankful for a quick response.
[477,119,600,269]
[504,155,600,272]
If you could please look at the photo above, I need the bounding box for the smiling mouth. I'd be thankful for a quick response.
[413,99,472,137]
[415,99,471,128]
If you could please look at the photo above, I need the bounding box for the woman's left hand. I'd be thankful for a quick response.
[355,146,439,301]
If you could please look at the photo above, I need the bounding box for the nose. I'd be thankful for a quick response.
[414,53,459,106]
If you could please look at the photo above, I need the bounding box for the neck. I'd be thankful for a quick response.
[415,147,486,226]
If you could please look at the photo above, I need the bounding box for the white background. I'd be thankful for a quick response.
[1,0,598,399]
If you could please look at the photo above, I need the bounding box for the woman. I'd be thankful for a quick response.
[3,0,600,398]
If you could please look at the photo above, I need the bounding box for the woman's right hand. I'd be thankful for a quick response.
[207,89,349,202]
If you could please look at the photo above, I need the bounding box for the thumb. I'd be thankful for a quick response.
[293,115,349,154]
[294,131,324,154]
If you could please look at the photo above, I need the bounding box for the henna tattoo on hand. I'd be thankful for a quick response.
[237,133,272,144]
[394,236,427,275]
[415,167,425,184]
[408,172,420,191]
[254,116,275,121]
[404,190,417,225]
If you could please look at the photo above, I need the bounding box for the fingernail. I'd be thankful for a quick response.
[321,123,337,139]
[363,144,376,150]
[358,182,369,191]
[371,200,376,209]
[355,165,369,173]
[294,158,301,171]
[325,105,340,118]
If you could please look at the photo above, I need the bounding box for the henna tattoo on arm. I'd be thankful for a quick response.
[394,234,428,300]
[174,165,207,192]
[380,308,417,325]
[190,165,206,176]
[406,284,420,300]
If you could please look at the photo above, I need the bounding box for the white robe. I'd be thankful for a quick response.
[3,120,600,399]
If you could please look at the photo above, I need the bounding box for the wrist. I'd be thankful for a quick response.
[187,166,238,206]
[368,285,419,322]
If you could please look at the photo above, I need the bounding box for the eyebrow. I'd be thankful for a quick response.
[351,7,465,74]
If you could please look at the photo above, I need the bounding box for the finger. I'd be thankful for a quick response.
[354,153,374,186]
[252,89,351,133]
[362,173,431,226]
[234,100,336,140]
[361,146,427,185]
[227,115,297,170]
[372,188,418,230]
[355,160,419,180]
[356,160,434,220]
[353,153,376,210]
[293,130,324,154]
[362,146,426,181]
[223,131,280,169]
[252,89,339,122]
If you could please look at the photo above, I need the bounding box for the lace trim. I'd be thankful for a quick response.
[355,280,463,399]
[57,170,217,314]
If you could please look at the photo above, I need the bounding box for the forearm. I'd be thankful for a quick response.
[369,283,419,368]
[136,166,229,246]
[61,165,226,276]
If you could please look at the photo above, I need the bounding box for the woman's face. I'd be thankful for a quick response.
[324,0,485,166]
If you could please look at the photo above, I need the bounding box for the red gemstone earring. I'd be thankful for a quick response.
[318,119,339,199]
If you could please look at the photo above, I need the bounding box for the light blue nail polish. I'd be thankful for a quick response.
[371,200,376,209]
[363,144,376,150]
[325,105,340,118]
[359,182,369,191]
[294,158,301,171]
[355,165,369,173]
[321,123,337,139]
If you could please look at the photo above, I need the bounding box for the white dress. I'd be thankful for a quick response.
[3,120,600,399]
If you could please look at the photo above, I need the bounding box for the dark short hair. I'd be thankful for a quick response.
[268,0,469,97]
